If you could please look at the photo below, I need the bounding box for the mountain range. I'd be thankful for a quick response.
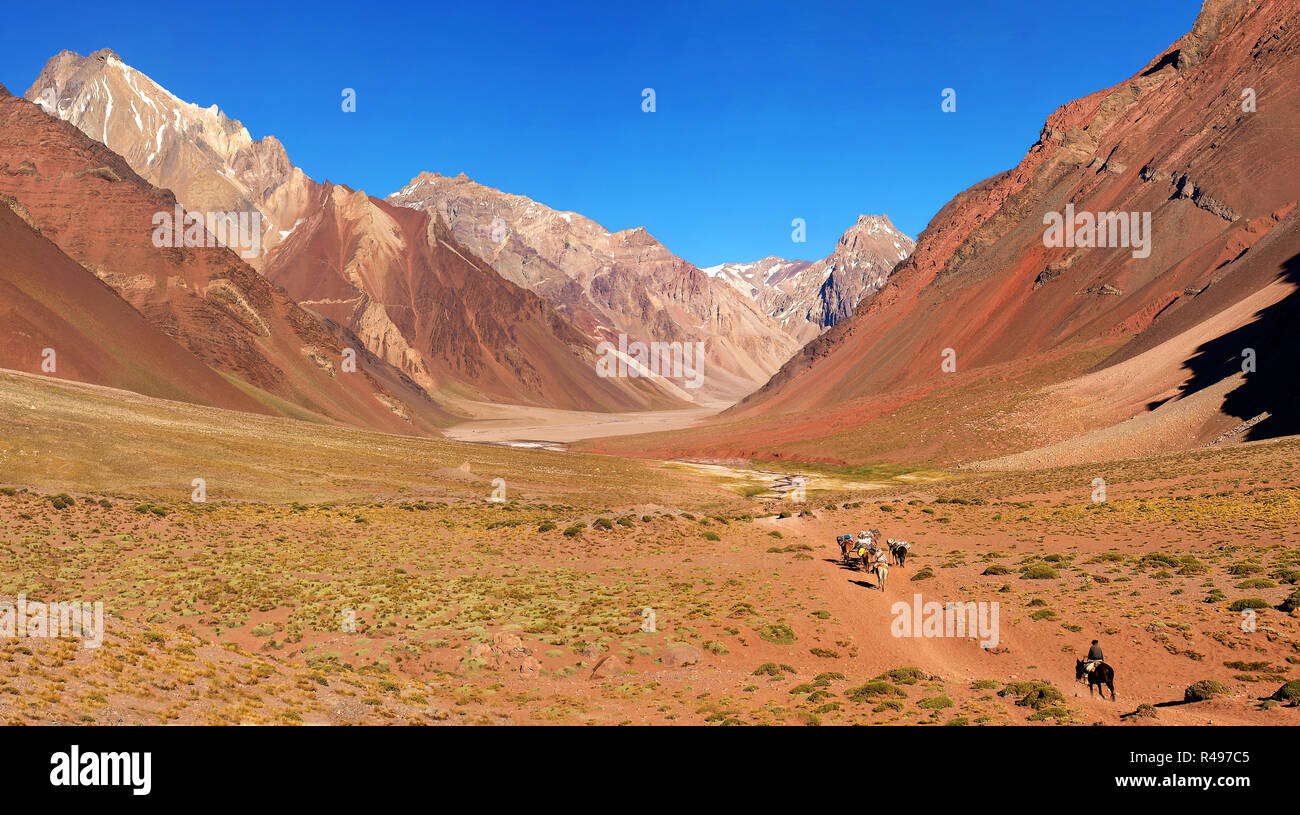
[23,50,910,408]
[4,0,1296,472]
[586,0,1300,467]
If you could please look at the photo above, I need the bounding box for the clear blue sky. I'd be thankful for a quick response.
[1,0,1203,267]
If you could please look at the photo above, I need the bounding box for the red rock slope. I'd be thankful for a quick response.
[0,199,269,411]
[0,85,450,434]
[386,172,803,403]
[595,0,1300,465]
[263,183,682,411]
[24,52,679,412]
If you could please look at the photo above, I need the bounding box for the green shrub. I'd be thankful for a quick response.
[1271,680,1300,706]
[845,681,905,702]
[1028,706,1071,721]
[1184,680,1227,702]
[1236,579,1275,589]
[1016,684,1065,710]
[1223,661,1272,672]
[1020,563,1059,580]
[1228,598,1268,612]
[1278,588,1300,613]
[757,623,796,645]
[917,695,953,710]
[877,666,927,685]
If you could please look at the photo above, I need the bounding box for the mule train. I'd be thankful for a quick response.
[836,530,909,591]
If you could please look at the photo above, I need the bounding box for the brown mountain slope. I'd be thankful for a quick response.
[263,183,681,411]
[24,52,673,413]
[587,0,1300,466]
[387,172,801,402]
[0,200,267,410]
[0,85,449,434]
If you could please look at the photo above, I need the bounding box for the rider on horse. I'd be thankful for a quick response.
[1082,639,1104,671]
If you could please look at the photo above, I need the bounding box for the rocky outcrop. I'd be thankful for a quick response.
[263,183,683,411]
[25,49,317,267]
[703,215,914,344]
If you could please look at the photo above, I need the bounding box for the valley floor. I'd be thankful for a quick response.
[1,369,1298,725]
[443,400,723,447]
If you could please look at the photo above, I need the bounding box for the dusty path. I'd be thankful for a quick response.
[754,509,1293,725]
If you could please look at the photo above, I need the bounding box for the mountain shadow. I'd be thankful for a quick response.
[1172,253,1300,441]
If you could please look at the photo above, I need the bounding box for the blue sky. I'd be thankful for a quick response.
[1,0,1203,266]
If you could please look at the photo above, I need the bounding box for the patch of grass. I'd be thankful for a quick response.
[1020,563,1059,580]
[917,695,953,710]
[1228,598,1269,612]
[1028,706,1071,721]
[757,623,796,645]
[877,667,927,685]
[845,681,905,702]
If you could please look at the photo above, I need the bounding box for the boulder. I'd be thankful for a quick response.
[658,645,703,667]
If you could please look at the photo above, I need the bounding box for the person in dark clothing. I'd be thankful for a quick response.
[1084,640,1104,670]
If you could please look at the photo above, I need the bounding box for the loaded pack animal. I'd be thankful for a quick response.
[836,534,856,565]
[871,558,889,591]
[1075,658,1116,701]
[887,539,911,567]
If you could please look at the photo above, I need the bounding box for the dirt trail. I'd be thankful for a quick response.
[766,510,1292,725]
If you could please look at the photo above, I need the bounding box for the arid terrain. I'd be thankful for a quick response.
[2,370,1296,725]
[1,0,1297,730]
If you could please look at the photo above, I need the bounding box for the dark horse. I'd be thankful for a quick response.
[1075,659,1116,700]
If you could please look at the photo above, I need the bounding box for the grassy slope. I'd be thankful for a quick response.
[0,368,718,509]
